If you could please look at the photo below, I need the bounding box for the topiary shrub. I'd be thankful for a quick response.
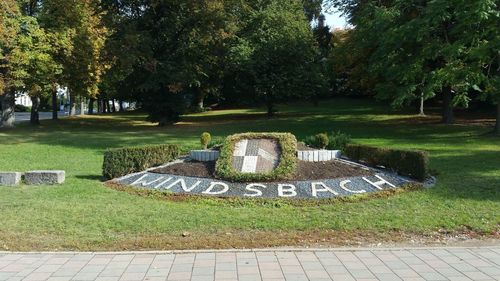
[200,132,211,149]
[327,131,351,151]
[315,133,329,149]
[103,144,180,180]
[215,132,297,182]
[303,131,351,151]
[344,144,429,181]
[209,136,225,149]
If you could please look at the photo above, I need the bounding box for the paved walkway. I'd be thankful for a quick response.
[13,112,67,123]
[0,247,499,281]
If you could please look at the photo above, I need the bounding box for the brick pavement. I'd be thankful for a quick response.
[0,247,499,281]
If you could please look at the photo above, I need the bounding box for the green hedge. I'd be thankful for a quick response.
[215,132,297,182]
[344,144,429,181]
[103,144,180,180]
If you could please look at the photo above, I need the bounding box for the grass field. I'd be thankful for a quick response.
[0,98,498,251]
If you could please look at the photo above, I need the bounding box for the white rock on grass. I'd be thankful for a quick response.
[24,170,65,185]
[0,172,22,186]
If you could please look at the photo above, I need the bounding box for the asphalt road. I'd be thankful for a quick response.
[13,112,68,123]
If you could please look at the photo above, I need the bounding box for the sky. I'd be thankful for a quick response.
[322,9,348,29]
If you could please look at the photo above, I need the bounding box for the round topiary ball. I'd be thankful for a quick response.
[201,132,211,149]
[315,133,329,149]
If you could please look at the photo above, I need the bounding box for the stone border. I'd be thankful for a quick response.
[0,170,65,186]
[189,150,219,162]
[114,160,413,199]
[297,150,341,162]
[0,172,22,186]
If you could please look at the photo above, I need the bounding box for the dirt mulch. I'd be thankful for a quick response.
[150,159,371,180]
[294,160,371,180]
[152,161,216,178]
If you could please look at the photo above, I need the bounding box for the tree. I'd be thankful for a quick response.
[0,0,28,127]
[14,0,64,125]
[329,0,498,124]
[228,0,322,116]
[466,0,500,134]
[41,0,108,116]
[104,0,237,125]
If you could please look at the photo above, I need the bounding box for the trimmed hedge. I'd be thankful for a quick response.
[103,144,180,180]
[215,132,297,182]
[344,144,429,181]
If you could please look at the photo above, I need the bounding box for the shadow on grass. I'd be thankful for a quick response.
[75,174,104,181]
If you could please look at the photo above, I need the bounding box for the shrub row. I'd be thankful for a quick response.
[103,144,180,180]
[303,131,351,151]
[344,144,429,181]
[215,132,297,182]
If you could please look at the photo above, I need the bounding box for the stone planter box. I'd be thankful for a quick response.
[297,150,341,162]
[0,172,22,186]
[25,170,65,185]
[189,150,220,162]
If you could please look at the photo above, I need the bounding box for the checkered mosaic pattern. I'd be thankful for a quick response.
[232,138,281,173]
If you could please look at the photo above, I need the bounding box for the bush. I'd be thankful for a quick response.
[303,131,351,151]
[344,144,429,181]
[315,133,329,149]
[327,131,351,151]
[209,136,225,149]
[15,104,31,112]
[215,132,297,182]
[200,132,211,149]
[103,144,180,180]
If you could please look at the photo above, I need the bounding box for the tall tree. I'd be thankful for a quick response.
[329,0,498,124]
[228,0,322,116]
[42,0,108,116]
[0,0,28,127]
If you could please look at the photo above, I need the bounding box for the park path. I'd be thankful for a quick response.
[0,247,499,281]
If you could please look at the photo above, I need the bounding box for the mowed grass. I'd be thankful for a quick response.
[0,98,498,250]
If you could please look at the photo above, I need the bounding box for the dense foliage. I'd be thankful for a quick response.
[1,0,498,134]
[102,144,180,180]
[304,131,351,150]
[345,144,429,181]
[328,0,500,133]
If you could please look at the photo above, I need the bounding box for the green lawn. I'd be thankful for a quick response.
[0,98,498,250]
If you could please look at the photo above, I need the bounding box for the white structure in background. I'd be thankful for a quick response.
[15,93,33,107]
[14,87,68,109]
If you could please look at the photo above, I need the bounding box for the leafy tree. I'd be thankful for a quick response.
[41,0,108,116]
[0,0,30,127]
[104,0,237,125]
[228,0,322,116]
[329,0,499,125]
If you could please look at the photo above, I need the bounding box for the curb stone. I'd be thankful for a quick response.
[24,170,65,185]
[0,172,22,186]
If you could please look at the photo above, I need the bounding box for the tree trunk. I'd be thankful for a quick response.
[119,100,124,112]
[495,102,500,136]
[80,98,85,116]
[266,102,275,117]
[441,86,454,124]
[51,87,58,120]
[106,99,111,113]
[88,98,95,114]
[69,93,77,116]
[0,91,15,128]
[111,99,116,112]
[194,87,205,111]
[30,96,40,125]
[266,93,275,117]
[418,94,425,116]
